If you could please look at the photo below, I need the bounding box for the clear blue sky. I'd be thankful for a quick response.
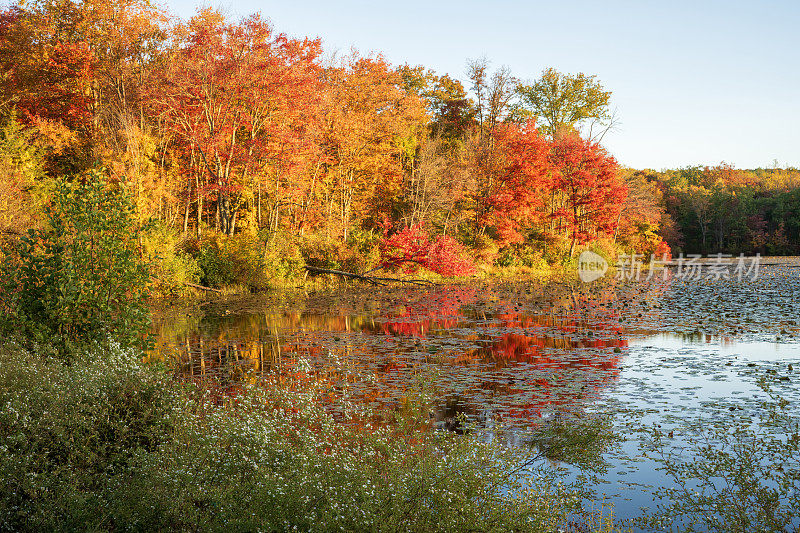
[167,0,799,170]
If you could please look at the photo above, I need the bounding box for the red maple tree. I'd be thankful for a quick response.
[485,121,552,246]
[548,134,627,255]
[148,9,322,235]
[0,8,95,133]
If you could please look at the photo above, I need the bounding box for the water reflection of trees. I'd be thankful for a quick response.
[151,283,643,430]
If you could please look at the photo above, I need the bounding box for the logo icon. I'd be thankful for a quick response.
[577,250,608,283]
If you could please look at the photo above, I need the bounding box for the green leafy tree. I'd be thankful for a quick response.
[397,64,475,140]
[0,169,151,355]
[514,68,613,140]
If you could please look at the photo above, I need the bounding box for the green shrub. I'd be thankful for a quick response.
[346,228,381,265]
[496,244,549,270]
[0,111,52,236]
[617,220,664,257]
[0,170,151,356]
[471,233,500,267]
[262,230,305,282]
[219,235,269,290]
[568,238,622,271]
[189,234,233,288]
[542,234,573,264]
[190,234,257,290]
[190,232,303,291]
[0,342,177,531]
[300,233,341,270]
[299,232,374,274]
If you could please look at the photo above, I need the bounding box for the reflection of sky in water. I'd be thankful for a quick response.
[151,269,800,527]
[585,333,800,524]
[633,332,800,360]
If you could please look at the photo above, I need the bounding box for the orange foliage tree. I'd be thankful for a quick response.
[149,9,322,235]
[318,53,427,239]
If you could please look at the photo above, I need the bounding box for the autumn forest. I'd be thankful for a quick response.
[1,0,799,294]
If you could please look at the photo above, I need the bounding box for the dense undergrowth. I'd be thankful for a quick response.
[0,341,587,532]
[140,226,628,297]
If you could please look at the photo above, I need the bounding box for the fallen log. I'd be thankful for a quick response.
[304,265,434,286]
[183,281,224,293]
[152,275,225,293]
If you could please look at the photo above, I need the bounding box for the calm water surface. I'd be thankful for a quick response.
[151,264,800,526]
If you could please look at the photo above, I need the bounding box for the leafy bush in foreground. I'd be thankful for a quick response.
[0,171,150,356]
[0,342,580,532]
[0,343,177,530]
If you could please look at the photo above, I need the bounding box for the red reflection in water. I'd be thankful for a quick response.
[379,286,477,337]
[364,287,628,428]
[159,284,637,429]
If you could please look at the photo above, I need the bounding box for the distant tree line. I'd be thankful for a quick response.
[637,165,800,256]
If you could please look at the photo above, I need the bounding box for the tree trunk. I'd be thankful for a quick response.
[219,193,234,236]
[215,196,220,232]
[183,180,191,233]
[257,185,262,229]
[196,173,202,237]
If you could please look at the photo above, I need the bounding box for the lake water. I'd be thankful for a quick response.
[150,264,800,527]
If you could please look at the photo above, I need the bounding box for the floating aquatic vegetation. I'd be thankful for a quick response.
[148,263,800,522]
